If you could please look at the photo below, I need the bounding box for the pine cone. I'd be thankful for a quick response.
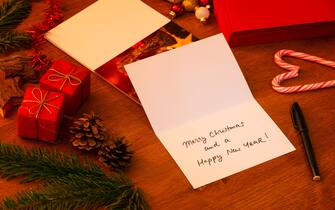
[69,112,106,151]
[98,137,133,171]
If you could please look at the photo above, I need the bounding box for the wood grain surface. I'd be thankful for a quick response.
[0,0,334,209]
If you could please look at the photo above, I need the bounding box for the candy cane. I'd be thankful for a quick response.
[272,49,335,93]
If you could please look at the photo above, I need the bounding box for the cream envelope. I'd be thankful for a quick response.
[125,34,295,188]
[45,0,170,70]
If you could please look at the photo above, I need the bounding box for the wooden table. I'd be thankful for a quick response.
[1,0,335,209]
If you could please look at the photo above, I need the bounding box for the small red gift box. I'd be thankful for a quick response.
[39,60,90,115]
[17,86,64,143]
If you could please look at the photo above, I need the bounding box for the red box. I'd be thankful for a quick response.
[214,0,335,46]
[17,86,64,143]
[40,60,90,115]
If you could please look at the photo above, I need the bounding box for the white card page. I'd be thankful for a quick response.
[125,34,295,188]
[45,0,170,70]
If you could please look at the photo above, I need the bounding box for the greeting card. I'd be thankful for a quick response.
[125,34,295,188]
[45,0,170,70]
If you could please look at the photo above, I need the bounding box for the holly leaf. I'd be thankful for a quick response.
[0,71,23,117]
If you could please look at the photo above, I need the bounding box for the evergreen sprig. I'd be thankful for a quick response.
[0,142,104,183]
[0,142,149,210]
[0,0,32,30]
[2,175,148,210]
[0,31,32,54]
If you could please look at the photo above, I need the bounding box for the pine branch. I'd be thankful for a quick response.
[0,0,32,30]
[0,31,32,54]
[0,142,105,183]
[2,175,149,210]
[0,142,149,210]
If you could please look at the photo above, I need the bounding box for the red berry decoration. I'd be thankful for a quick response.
[198,0,211,6]
[169,3,185,18]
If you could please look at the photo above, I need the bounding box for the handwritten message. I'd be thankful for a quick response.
[181,122,271,167]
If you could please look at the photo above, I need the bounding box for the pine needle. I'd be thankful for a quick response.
[0,142,149,210]
[0,142,104,183]
[0,0,32,30]
[1,175,149,210]
[0,31,32,54]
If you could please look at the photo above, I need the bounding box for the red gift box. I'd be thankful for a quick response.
[17,87,64,143]
[40,60,90,115]
[214,0,335,46]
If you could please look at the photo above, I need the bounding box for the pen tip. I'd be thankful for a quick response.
[292,102,298,107]
[313,176,321,181]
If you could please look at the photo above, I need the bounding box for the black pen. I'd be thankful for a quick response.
[291,102,320,181]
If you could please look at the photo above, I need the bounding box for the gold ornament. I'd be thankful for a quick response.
[182,0,198,12]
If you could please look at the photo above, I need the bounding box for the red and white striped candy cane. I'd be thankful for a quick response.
[272,49,335,93]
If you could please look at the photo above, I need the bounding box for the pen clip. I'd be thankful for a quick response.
[291,105,299,130]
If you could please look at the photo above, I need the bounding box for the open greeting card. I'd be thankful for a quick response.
[125,34,295,188]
